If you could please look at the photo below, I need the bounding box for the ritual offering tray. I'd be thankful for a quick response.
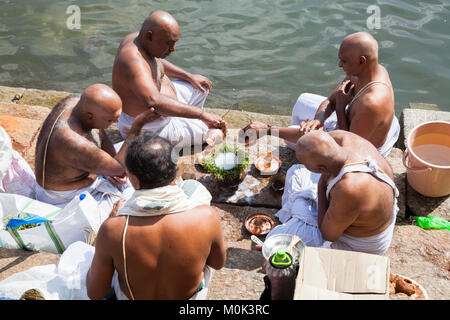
[245,213,276,236]
[199,142,249,186]
[389,273,429,299]
[255,152,282,175]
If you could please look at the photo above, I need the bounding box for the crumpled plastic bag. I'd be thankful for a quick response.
[413,216,450,231]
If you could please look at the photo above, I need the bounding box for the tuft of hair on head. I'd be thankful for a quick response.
[125,132,177,189]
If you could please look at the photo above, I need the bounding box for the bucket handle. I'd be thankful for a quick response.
[402,149,432,172]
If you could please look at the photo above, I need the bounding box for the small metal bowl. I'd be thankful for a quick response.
[255,152,282,175]
[262,234,305,261]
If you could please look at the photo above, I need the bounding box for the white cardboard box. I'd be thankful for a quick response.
[294,247,390,300]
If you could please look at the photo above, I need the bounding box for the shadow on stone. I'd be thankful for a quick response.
[225,247,265,272]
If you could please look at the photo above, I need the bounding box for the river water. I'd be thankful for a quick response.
[0,0,448,116]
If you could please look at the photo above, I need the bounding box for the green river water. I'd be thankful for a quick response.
[0,0,449,116]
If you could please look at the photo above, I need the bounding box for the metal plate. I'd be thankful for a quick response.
[244,213,276,236]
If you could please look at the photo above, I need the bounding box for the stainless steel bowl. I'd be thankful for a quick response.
[262,234,305,261]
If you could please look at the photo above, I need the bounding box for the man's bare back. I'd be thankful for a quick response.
[96,205,225,299]
[35,84,159,192]
[35,96,113,191]
[326,130,395,238]
[344,64,395,149]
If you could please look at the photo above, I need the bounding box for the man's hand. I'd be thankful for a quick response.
[201,112,227,137]
[189,74,212,94]
[107,174,127,188]
[109,198,127,218]
[335,79,355,111]
[129,107,162,135]
[242,121,271,139]
[299,119,323,135]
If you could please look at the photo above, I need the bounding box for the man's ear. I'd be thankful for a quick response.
[128,172,141,190]
[146,30,153,41]
[359,56,367,65]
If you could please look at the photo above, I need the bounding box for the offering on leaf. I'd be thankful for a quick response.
[201,142,249,184]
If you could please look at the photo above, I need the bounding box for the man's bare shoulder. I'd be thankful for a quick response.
[331,173,370,205]
[115,33,143,66]
[97,215,127,243]
[183,205,220,220]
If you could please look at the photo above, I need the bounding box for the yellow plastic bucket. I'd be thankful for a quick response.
[402,121,450,197]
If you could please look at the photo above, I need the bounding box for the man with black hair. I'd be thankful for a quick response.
[86,133,226,300]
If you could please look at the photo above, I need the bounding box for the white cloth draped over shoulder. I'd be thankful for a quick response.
[326,156,399,255]
[116,80,209,147]
[115,179,213,300]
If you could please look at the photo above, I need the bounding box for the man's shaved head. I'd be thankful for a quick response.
[79,84,122,113]
[138,11,180,58]
[77,84,122,129]
[338,32,379,75]
[140,10,179,35]
[340,32,378,61]
[296,131,347,174]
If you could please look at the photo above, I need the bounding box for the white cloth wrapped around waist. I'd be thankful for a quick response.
[34,175,132,220]
[116,80,209,147]
[267,164,325,247]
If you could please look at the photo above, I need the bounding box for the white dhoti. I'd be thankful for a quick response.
[286,93,400,158]
[267,164,325,247]
[117,80,209,147]
[34,176,134,218]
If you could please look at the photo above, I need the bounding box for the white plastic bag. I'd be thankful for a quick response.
[0,192,105,254]
[0,241,94,300]
[0,126,36,199]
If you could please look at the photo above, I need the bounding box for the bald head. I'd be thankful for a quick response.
[140,10,179,36]
[296,131,347,174]
[76,84,122,129]
[138,11,180,58]
[340,32,378,61]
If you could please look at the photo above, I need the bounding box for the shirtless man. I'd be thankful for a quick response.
[268,130,399,255]
[243,32,400,158]
[86,133,226,300]
[112,10,227,147]
[34,84,159,212]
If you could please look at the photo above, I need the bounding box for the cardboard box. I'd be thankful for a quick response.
[294,247,390,300]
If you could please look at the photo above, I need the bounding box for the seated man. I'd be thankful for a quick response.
[267,130,399,255]
[86,133,226,300]
[243,32,399,158]
[34,83,159,215]
[113,10,227,147]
